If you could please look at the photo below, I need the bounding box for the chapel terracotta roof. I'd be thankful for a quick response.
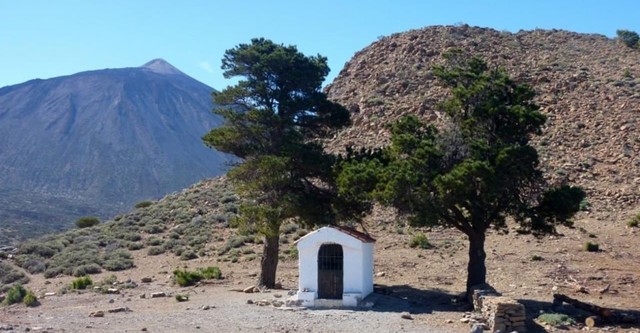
[329,225,376,243]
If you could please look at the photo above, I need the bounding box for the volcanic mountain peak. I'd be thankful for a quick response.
[141,58,185,75]
[0,59,232,244]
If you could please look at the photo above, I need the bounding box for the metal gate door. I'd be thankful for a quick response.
[317,243,343,299]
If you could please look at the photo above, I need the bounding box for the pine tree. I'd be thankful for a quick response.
[203,38,350,288]
[337,50,585,298]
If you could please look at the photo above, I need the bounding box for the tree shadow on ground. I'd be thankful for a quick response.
[356,284,469,315]
[519,297,640,333]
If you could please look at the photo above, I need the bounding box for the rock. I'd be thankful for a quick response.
[243,286,257,293]
[272,300,284,307]
[375,272,386,277]
[201,305,215,310]
[141,328,147,332]
[108,299,115,303]
[445,319,453,324]
[285,299,304,307]
[141,277,153,283]
[89,311,105,317]
[150,292,166,298]
[256,299,271,306]
[469,323,485,333]
[44,292,56,297]
[140,293,146,299]
[401,312,413,320]
[108,307,129,313]
[460,317,471,323]
[247,299,254,304]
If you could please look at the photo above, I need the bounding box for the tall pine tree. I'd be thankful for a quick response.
[203,38,350,288]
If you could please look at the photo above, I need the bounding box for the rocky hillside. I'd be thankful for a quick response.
[325,25,639,218]
[0,59,233,243]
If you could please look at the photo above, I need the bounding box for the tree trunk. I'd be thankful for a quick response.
[257,232,280,289]
[585,316,600,328]
[553,294,615,322]
[466,231,487,300]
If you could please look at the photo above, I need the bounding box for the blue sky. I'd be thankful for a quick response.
[2,0,639,89]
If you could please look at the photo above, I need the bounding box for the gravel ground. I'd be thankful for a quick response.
[0,282,467,333]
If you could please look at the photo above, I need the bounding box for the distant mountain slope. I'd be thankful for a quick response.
[0,59,233,243]
[325,25,640,216]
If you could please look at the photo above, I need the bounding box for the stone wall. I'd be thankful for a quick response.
[474,290,526,332]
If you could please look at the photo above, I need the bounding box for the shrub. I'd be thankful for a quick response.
[173,246,185,256]
[0,262,30,291]
[72,264,102,277]
[218,235,249,255]
[175,294,189,302]
[199,266,222,280]
[143,224,164,234]
[3,284,27,305]
[584,242,599,252]
[101,274,118,286]
[102,249,134,271]
[43,267,64,279]
[18,241,62,258]
[180,250,198,261]
[147,246,165,256]
[146,237,164,246]
[578,198,590,211]
[296,228,309,238]
[127,242,144,250]
[75,216,100,229]
[135,200,154,209]
[537,313,576,326]
[221,195,237,204]
[531,255,544,261]
[46,242,102,277]
[14,256,46,274]
[409,233,433,249]
[627,213,640,228]
[282,223,298,235]
[224,205,238,214]
[23,290,38,307]
[119,232,142,242]
[285,246,298,260]
[617,29,639,48]
[70,276,93,290]
[173,266,222,287]
[173,269,202,287]
[162,239,180,251]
